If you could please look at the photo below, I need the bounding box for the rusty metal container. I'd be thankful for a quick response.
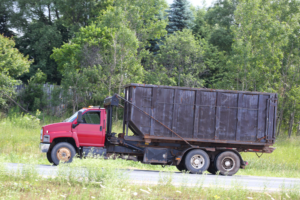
[123,84,277,147]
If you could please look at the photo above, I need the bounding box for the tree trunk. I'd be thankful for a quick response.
[277,97,287,136]
[288,100,296,138]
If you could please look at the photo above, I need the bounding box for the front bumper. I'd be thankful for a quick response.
[39,143,50,153]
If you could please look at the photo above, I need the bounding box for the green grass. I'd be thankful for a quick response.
[1,160,300,200]
[0,114,300,177]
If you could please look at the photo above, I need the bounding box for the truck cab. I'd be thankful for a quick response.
[40,106,107,165]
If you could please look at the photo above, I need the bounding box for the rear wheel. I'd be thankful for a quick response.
[207,154,220,175]
[176,161,187,172]
[51,142,76,165]
[47,151,53,164]
[207,162,218,174]
[184,149,210,174]
[214,151,240,176]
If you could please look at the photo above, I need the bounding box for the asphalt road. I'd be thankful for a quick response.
[3,163,300,191]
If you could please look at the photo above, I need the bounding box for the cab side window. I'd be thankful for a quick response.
[82,112,100,124]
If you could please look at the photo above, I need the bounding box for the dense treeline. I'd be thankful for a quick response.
[1,0,300,136]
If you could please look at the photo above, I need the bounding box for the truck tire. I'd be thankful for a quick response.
[176,161,187,172]
[51,142,76,165]
[184,149,210,174]
[214,151,240,176]
[207,162,218,174]
[47,151,53,164]
[207,153,220,175]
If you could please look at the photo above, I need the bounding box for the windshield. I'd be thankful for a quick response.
[63,109,86,122]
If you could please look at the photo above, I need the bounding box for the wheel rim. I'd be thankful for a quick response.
[57,147,71,162]
[221,157,235,171]
[190,154,205,169]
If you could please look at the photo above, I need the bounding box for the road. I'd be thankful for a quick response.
[3,163,300,191]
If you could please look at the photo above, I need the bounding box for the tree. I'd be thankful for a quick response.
[19,68,47,111]
[16,21,67,84]
[0,1,14,37]
[0,34,32,106]
[192,8,209,39]
[7,0,112,84]
[167,0,194,34]
[100,0,168,51]
[223,0,287,92]
[54,0,113,35]
[52,19,143,113]
[273,0,300,136]
[204,0,238,53]
[154,29,204,87]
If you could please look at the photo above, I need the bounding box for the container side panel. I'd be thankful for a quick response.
[237,94,259,142]
[267,94,276,142]
[174,90,195,138]
[131,87,152,135]
[257,95,269,142]
[216,93,238,140]
[153,88,175,137]
[194,91,216,139]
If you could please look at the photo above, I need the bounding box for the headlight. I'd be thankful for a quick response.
[40,129,43,140]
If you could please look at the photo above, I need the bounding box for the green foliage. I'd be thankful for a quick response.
[54,0,113,34]
[18,69,47,112]
[205,0,238,52]
[152,29,204,87]
[167,0,194,34]
[0,34,32,106]
[7,0,113,84]
[102,0,168,49]
[3,0,300,136]
[192,8,209,39]
[0,1,14,37]
[16,21,67,84]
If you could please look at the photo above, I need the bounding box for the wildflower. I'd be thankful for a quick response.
[176,191,181,193]
[122,189,126,192]
[140,189,150,194]
[47,189,51,193]
[286,193,290,199]
[133,192,138,196]
[265,192,275,200]
[214,195,220,199]
[91,196,95,199]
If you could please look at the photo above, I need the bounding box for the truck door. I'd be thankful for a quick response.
[75,110,105,147]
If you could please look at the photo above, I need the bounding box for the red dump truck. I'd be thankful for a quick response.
[40,84,277,175]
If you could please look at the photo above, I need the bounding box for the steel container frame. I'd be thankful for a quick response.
[122,84,277,148]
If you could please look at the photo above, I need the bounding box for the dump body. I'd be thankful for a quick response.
[123,84,277,147]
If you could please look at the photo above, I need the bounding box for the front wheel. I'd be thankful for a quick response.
[47,151,53,164]
[184,149,210,174]
[51,142,76,165]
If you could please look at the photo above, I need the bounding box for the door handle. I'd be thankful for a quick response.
[100,126,102,131]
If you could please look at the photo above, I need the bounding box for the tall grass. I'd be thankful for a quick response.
[0,114,300,177]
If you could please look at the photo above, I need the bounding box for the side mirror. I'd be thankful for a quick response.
[77,111,83,123]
